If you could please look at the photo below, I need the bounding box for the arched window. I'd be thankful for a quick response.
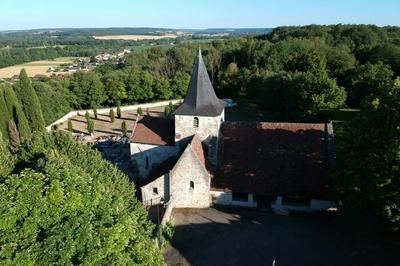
[193,117,199,128]
[189,181,194,191]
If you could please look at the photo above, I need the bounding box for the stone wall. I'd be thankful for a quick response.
[46,99,183,132]
[130,143,179,178]
[141,173,170,206]
[271,196,337,212]
[170,144,211,208]
[174,109,224,143]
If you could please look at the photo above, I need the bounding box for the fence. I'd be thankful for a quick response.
[45,99,183,132]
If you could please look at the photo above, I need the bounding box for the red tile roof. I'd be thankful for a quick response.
[212,122,332,199]
[189,134,214,175]
[130,116,175,146]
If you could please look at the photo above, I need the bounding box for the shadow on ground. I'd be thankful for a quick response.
[164,207,399,266]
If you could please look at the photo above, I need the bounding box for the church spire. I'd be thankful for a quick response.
[174,50,225,117]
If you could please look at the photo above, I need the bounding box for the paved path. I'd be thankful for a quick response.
[164,208,399,266]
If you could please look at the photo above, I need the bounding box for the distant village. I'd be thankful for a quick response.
[5,48,132,83]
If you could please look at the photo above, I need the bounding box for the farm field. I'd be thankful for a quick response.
[0,57,76,78]
[92,34,179,40]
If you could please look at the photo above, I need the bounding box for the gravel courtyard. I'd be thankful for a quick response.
[164,208,399,266]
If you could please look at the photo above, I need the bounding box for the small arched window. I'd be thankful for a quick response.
[189,181,194,191]
[193,117,199,128]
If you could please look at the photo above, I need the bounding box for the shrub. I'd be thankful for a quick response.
[137,107,143,116]
[67,119,73,132]
[158,222,175,248]
[87,119,94,135]
[85,111,90,123]
[117,106,122,118]
[93,107,98,119]
[121,120,127,136]
[110,109,115,122]
[164,102,175,118]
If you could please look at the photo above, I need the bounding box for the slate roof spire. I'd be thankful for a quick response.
[174,49,225,117]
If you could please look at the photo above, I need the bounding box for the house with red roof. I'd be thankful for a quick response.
[130,50,337,214]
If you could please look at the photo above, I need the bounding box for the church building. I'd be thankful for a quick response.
[129,50,336,213]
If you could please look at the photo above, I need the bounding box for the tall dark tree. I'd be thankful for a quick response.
[0,132,164,265]
[3,84,31,141]
[14,69,45,132]
[0,87,10,141]
[0,133,14,177]
[334,87,400,231]
[7,120,20,152]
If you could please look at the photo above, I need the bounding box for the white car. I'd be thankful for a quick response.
[223,98,237,108]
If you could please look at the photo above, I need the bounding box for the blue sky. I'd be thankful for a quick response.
[0,0,399,31]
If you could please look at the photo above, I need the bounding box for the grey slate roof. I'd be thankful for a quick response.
[174,50,225,117]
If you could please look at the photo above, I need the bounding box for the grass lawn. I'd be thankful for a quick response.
[0,57,79,78]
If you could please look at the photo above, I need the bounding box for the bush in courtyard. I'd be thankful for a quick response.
[121,120,127,136]
[93,107,98,119]
[164,102,175,118]
[117,106,122,118]
[67,119,73,132]
[110,109,115,122]
[137,107,143,116]
[87,119,94,135]
[85,111,90,123]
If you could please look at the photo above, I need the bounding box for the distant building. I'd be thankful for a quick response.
[10,74,19,82]
[130,50,337,214]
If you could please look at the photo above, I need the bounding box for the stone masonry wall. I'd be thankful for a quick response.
[141,173,170,206]
[174,110,224,144]
[170,145,210,208]
[130,143,179,178]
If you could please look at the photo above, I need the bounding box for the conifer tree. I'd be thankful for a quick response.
[3,85,31,141]
[117,106,122,118]
[85,111,90,123]
[87,119,94,135]
[110,109,115,122]
[0,132,14,176]
[121,120,127,136]
[15,69,45,132]
[67,119,73,132]
[137,107,143,116]
[0,87,10,140]
[8,120,20,152]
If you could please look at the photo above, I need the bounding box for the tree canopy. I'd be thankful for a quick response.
[0,132,164,265]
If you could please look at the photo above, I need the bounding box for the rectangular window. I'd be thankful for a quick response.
[282,197,310,205]
[232,192,248,202]
[153,187,158,195]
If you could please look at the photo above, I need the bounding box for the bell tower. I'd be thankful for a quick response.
[174,50,225,165]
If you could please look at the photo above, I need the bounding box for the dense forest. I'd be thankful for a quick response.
[0,24,399,264]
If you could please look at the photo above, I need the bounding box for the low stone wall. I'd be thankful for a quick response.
[210,190,257,208]
[46,99,183,132]
[271,197,337,212]
[161,201,174,226]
